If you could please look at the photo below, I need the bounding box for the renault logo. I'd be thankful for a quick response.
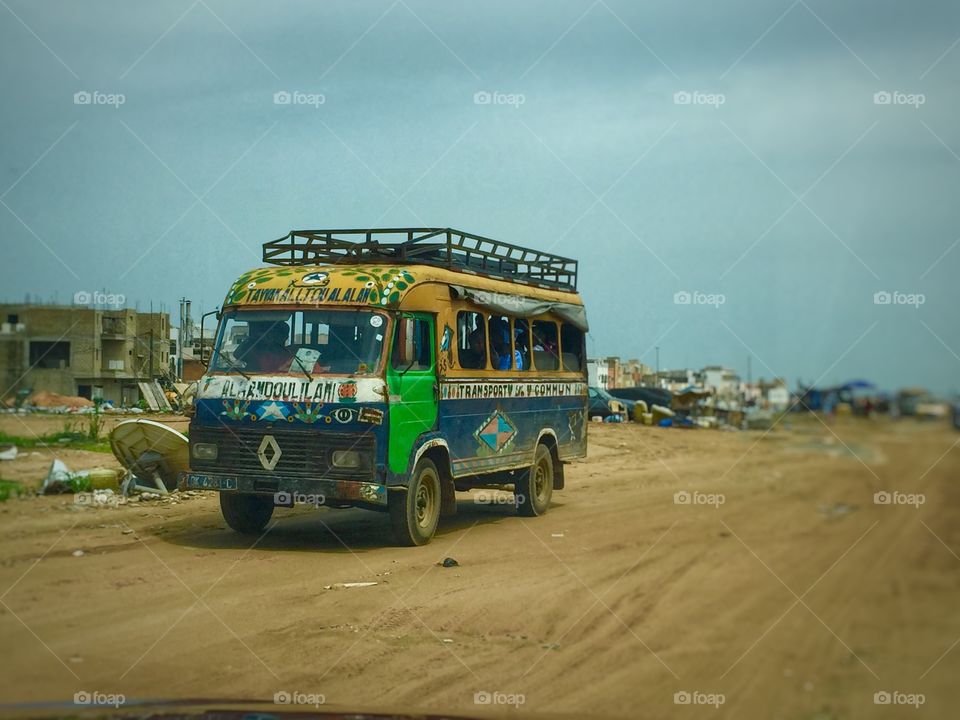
[257,435,282,471]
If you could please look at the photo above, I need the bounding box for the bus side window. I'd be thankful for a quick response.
[514,318,531,371]
[560,323,584,371]
[532,320,559,371]
[487,315,516,371]
[457,311,487,370]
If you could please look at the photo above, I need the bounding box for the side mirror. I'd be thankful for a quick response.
[392,314,420,374]
[200,308,221,370]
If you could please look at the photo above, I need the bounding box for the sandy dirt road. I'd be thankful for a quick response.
[0,416,958,718]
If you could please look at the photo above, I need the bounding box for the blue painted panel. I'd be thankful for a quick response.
[437,392,587,477]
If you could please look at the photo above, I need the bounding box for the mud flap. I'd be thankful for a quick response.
[553,458,565,490]
[440,469,457,516]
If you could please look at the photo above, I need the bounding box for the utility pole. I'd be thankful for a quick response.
[178,297,189,379]
[148,301,154,380]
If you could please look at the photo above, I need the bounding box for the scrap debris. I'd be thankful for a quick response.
[323,582,379,590]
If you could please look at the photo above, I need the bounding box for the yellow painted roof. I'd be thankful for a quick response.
[224,263,582,309]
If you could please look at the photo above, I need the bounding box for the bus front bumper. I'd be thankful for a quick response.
[178,471,389,508]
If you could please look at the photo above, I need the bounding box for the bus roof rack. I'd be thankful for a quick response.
[262,228,579,291]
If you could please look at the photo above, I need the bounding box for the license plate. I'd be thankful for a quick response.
[186,473,237,490]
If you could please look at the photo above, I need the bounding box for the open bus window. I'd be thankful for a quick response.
[392,316,432,370]
[560,323,584,371]
[210,309,387,375]
[532,320,559,371]
[488,315,521,370]
[457,311,487,369]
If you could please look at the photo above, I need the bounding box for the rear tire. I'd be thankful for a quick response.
[516,443,554,517]
[220,492,274,534]
[390,458,441,546]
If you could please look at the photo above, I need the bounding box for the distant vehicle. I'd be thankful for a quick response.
[182,228,588,546]
[607,385,671,409]
[588,386,631,420]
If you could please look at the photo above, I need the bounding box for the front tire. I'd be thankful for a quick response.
[220,492,274,534]
[516,443,554,517]
[390,458,441,546]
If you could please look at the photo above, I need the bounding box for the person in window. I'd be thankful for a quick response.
[460,328,487,369]
[533,327,557,354]
[489,319,523,370]
[515,325,530,369]
[490,332,506,369]
[235,321,291,373]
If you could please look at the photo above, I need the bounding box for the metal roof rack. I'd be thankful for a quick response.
[262,228,579,291]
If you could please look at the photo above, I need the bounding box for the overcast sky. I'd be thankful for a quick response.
[2,0,959,393]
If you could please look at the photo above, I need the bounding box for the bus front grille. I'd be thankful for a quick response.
[190,425,376,480]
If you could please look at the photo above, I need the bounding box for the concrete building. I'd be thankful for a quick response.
[587,358,610,389]
[0,304,171,406]
[701,365,741,398]
[601,357,652,389]
[756,377,790,410]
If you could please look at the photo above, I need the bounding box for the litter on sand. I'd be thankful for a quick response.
[40,460,119,495]
[324,582,379,590]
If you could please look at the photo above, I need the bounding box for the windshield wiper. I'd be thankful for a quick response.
[218,356,251,380]
[291,354,314,382]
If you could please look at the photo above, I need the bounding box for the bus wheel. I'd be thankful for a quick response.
[516,444,554,517]
[220,492,274,534]
[390,458,441,546]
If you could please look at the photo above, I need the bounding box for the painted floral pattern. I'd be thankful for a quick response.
[339,267,417,307]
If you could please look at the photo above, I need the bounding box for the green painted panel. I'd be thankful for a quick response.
[386,313,438,474]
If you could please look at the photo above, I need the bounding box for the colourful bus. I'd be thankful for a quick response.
[182,228,589,545]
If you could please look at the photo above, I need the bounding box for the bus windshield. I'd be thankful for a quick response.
[209,308,389,376]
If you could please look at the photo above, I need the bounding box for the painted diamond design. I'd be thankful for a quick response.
[475,411,517,453]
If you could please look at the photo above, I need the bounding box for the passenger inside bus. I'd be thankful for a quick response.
[515,318,531,371]
[459,328,487,369]
[489,317,523,370]
[235,321,291,372]
[533,321,560,371]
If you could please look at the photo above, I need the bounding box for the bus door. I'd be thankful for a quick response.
[386,313,438,474]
